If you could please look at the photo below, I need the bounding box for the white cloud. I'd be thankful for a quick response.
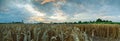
[71,13,97,21]
[24,4,46,17]
[49,9,68,22]
[15,3,46,14]
[70,12,119,22]
[26,16,45,23]
[40,0,66,4]
[100,16,120,22]
[23,4,47,23]
[15,3,47,17]
[118,16,120,17]
[41,0,55,4]
[99,16,116,19]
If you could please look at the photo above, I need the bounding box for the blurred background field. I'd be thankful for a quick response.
[0,24,120,41]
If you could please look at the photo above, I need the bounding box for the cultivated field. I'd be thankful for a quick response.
[0,24,120,41]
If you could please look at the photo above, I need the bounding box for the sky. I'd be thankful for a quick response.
[0,0,120,23]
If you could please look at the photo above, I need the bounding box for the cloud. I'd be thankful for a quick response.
[26,16,45,23]
[10,3,47,23]
[32,0,120,22]
[1,0,120,23]
[99,16,116,19]
[71,13,96,22]
[23,4,48,23]
[98,16,119,22]
[41,0,55,4]
[24,4,46,16]
[119,16,120,17]
[0,7,9,12]
[34,0,66,5]
[70,13,119,22]
[49,8,68,22]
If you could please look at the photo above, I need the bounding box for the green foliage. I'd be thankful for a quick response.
[0,18,120,24]
[76,18,115,24]
[78,21,81,23]
[96,18,103,22]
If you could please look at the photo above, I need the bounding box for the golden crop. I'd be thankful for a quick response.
[0,24,120,41]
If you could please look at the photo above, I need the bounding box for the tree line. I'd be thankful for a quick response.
[0,18,119,24]
[52,18,113,24]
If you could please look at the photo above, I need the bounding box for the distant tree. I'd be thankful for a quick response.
[89,21,95,23]
[63,22,68,24]
[68,22,74,24]
[78,21,81,23]
[105,20,109,22]
[83,21,89,24]
[12,22,23,24]
[102,20,106,22]
[109,20,112,22]
[102,20,112,22]
[96,18,103,22]
[73,22,77,24]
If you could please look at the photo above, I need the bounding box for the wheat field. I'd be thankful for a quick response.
[0,24,120,41]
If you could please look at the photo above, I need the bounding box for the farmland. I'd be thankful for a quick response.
[0,24,120,41]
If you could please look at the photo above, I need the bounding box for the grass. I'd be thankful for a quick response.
[0,24,120,41]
